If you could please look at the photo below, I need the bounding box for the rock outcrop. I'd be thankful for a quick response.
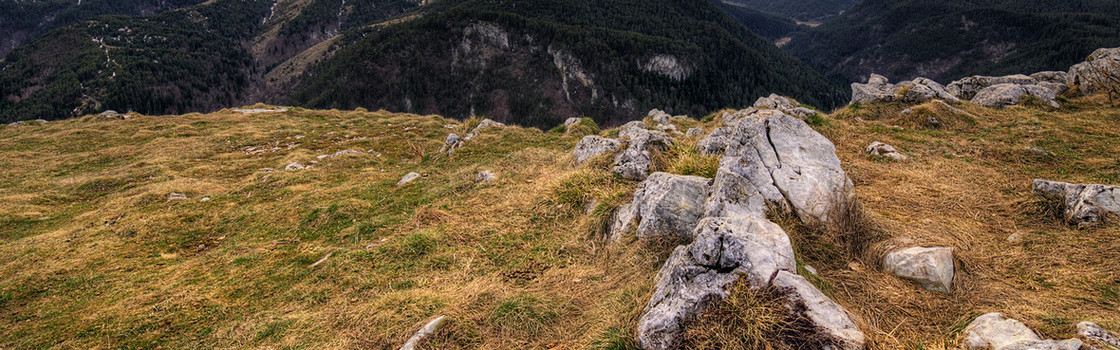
[1068,47,1120,95]
[610,172,711,241]
[963,313,1082,350]
[1033,179,1120,227]
[613,121,673,180]
[971,83,1060,109]
[850,74,959,104]
[882,246,954,294]
[946,74,1068,101]
[572,136,621,164]
[635,106,863,349]
[866,142,908,161]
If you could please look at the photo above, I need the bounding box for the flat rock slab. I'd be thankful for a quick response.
[610,172,711,241]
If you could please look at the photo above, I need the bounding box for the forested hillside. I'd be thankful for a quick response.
[289,0,846,129]
[715,1,808,41]
[785,0,1120,83]
[0,0,206,57]
[720,0,858,23]
[0,0,421,124]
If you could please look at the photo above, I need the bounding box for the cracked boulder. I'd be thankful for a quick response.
[609,172,711,241]
[572,136,621,164]
[699,111,856,225]
[637,216,796,350]
[1033,179,1120,227]
[963,313,1082,350]
[971,84,1060,109]
[882,246,954,294]
[613,121,673,180]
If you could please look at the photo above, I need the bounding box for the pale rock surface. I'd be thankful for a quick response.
[963,313,1082,350]
[772,271,866,349]
[285,162,305,171]
[1033,179,1120,226]
[613,121,673,180]
[610,172,710,240]
[572,135,621,164]
[397,172,421,186]
[1077,321,1120,349]
[850,74,959,104]
[866,141,908,160]
[971,84,1060,108]
[882,246,954,293]
[685,127,704,137]
[464,118,504,140]
[399,315,447,350]
[476,170,496,183]
[439,133,463,155]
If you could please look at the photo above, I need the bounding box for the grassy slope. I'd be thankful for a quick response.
[0,97,1117,348]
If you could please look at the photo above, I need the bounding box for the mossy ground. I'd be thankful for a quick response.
[0,96,1118,349]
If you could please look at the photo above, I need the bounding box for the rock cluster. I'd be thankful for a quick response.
[1033,179,1120,227]
[850,47,1120,109]
[963,313,1082,350]
[569,117,673,180]
[609,107,864,349]
[850,74,960,105]
[754,93,817,119]
[439,119,506,155]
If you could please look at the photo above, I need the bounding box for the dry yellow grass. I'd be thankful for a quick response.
[0,96,1117,349]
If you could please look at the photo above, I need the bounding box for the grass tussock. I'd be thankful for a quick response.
[681,281,839,350]
[652,139,720,178]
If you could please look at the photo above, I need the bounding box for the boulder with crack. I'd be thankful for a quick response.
[882,246,954,294]
[699,111,856,225]
[1033,179,1120,227]
[963,313,1082,350]
[609,172,711,241]
[613,121,673,180]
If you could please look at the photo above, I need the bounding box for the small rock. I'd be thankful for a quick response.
[648,109,672,125]
[564,117,581,127]
[804,264,819,275]
[1026,147,1053,157]
[199,197,211,202]
[439,133,462,155]
[464,118,504,140]
[1006,232,1024,243]
[168,193,188,200]
[397,172,421,186]
[285,162,305,171]
[476,170,496,183]
[882,246,954,294]
[866,141,908,160]
[685,127,704,137]
[613,121,673,180]
[98,110,121,118]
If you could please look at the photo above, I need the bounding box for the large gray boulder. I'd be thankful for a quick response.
[1068,47,1120,95]
[882,246,954,294]
[613,121,673,180]
[948,74,1038,100]
[637,217,796,350]
[572,135,621,164]
[771,270,866,349]
[971,84,1060,108]
[963,313,1082,350]
[850,74,959,104]
[1033,179,1120,227]
[700,112,856,225]
[610,172,711,241]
